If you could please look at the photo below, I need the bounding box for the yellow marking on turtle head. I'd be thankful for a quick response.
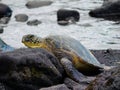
[22,34,52,51]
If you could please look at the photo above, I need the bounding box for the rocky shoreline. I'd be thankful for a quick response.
[0,0,120,89]
[0,48,119,90]
[41,49,120,90]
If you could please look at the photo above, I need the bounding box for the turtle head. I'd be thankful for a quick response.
[22,34,43,48]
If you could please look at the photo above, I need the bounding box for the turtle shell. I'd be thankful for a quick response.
[43,35,103,75]
[45,35,101,66]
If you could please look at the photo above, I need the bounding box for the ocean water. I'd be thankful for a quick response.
[0,0,120,49]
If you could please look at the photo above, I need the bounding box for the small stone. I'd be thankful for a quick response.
[64,78,80,89]
[0,17,10,24]
[27,19,42,26]
[15,14,28,22]
[26,1,53,9]
[57,20,69,25]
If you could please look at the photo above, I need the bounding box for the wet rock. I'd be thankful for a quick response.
[0,3,12,24]
[0,48,63,90]
[15,14,28,22]
[86,65,120,90]
[40,84,69,90]
[89,0,120,21]
[26,1,53,9]
[57,9,80,25]
[0,3,12,18]
[57,20,69,25]
[0,49,119,90]
[0,27,3,33]
[27,19,42,26]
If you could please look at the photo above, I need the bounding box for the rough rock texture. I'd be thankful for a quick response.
[0,48,64,90]
[15,14,28,22]
[27,19,42,26]
[0,48,120,90]
[40,77,95,90]
[91,49,120,66]
[57,20,69,25]
[86,65,120,90]
[89,0,120,21]
[40,84,69,90]
[26,1,53,9]
[64,78,95,90]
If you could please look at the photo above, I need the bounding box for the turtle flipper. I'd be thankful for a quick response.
[60,58,88,84]
[0,38,14,52]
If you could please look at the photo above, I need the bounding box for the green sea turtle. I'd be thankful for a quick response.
[22,34,104,83]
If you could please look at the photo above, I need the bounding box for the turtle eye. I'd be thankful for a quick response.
[26,35,35,42]
[25,38,31,42]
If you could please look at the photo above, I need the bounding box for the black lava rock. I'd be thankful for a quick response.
[89,0,120,21]
[86,65,120,90]
[57,9,80,25]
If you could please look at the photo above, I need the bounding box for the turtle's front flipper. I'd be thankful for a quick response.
[60,58,88,84]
